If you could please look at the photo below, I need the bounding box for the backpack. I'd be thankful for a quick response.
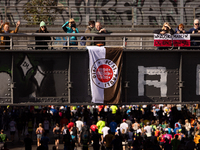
[80,36,86,46]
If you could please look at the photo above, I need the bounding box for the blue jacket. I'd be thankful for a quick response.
[62,21,79,45]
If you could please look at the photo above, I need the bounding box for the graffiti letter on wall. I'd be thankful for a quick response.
[138,66,167,97]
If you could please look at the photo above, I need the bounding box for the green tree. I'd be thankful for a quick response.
[23,0,58,25]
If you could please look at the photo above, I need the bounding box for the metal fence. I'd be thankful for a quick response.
[0,6,199,26]
[0,33,200,50]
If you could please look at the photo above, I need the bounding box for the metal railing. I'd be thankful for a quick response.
[0,6,199,26]
[0,33,200,50]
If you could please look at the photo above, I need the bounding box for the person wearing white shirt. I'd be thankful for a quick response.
[144,122,153,137]
[75,117,83,145]
[120,119,128,134]
[102,125,110,138]
[76,117,83,132]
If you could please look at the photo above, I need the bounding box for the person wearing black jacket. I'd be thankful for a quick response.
[153,22,174,50]
[35,21,51,50]
[153,22,174,35]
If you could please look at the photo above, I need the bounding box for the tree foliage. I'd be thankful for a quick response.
[23,0,58,25]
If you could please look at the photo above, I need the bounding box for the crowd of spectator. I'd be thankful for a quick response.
[1,18,200,49]
[0,104,199,150]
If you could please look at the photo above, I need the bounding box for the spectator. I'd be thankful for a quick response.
[36,123,45,147]
[188,19,200,34]
[81,20,95,46]
[175,23,186,34]
[24,133,33,150]
[153,22,174,35]
[188,19,200,46]
[62,18,79,48]
[91,22,107,46]
[35,21,51,49]
[53,123,60,150]
[0,20,20,49]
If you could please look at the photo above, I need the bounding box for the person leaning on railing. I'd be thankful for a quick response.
[91,22,107,46]
[153,22,174,50]
[0,20,20,49]
[187,19,200,47]
[153,22,174,35]
[84,20,95,46]
[175,24,186,34]
[35,21,51,50]
[62,18,79,48]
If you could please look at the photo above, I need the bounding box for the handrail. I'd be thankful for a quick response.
[0,33,154,37]
[0,33,199,50]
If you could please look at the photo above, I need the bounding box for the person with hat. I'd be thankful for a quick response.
[35,21,51,50]
[120,119,128,134]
